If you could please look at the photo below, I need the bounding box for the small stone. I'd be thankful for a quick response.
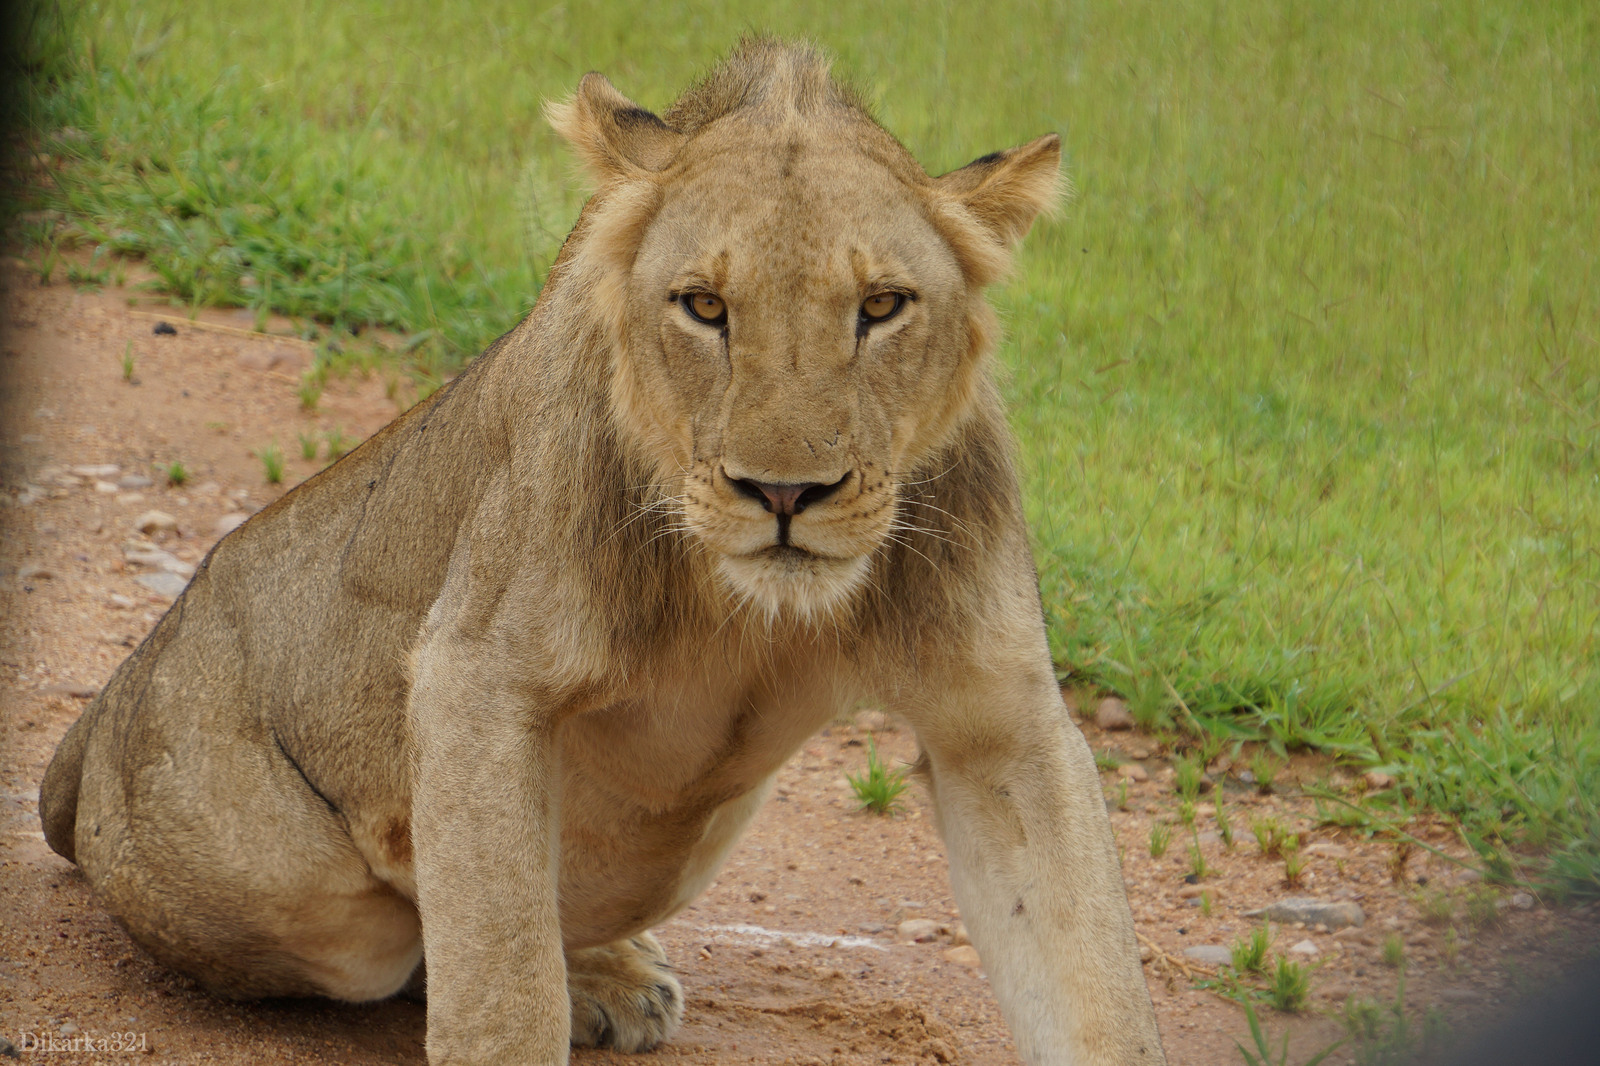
[58,1021,80,1035]
[1244,898,1366,930]
[1138,942,1154,963]
[108,593,136,609]
[1364,770,1396,789]
[1510,892,1535,910]
[0,1034,17,1057]
[897,919,941,943]
[943,945,981,968]
[116,493,146,506]
[94,479,119,493]
[1305,842,1351,859]
[117,474,153,490]
[153,321,177,335]
[18,563,54,582]
[1177,884,1205,900]
[1182,945,1234,967]
[1116,763,1148,783]
[135,510,178,535]
[40,683,97,699]
[1094,697,1134,731]
[1288,939,1320,957]
[70,463,120,478]
[1318,982,1350,1000]
[134,572,188,598]
[214,513,249,536]
[949,921,971,947]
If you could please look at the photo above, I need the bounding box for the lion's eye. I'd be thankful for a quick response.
[682,292,727,325]
[860,292,904,323]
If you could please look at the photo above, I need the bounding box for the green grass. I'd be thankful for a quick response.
[10,0,1598,888]
[846,737,910,816]
[1232,923,1273,976]
[255,441,284,485]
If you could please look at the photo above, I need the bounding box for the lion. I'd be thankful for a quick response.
[39,39,1166,1065]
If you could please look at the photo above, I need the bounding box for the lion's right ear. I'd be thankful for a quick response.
[545,73,683,182]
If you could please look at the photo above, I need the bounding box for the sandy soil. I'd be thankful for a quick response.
[2,259,1596,1065]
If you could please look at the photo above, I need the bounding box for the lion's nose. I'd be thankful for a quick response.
[728,474,849,516]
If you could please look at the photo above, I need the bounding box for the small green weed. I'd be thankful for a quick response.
[1199,890,1214,917]
[1283,848,1307,888]
[1149,822,1172,859]
[120,340,134,382]
[298,371,323,413]
[1417,888,1454,925]
[1113,779,1130,811]
[1236,1000,1344,1066]
[1266,955,1312,1013]
[256,442,284,485]
[1216,801,1235,849]
[162,460,187,486]
[1231,924,1272,975]
[66,262,107,290]
[1462,886,1502,929]
[1381,933,1405,969]
[325,426,355,459]
[1251,817,1297,859]
[1250,751,1285,794]
[1174,754,1204,800]
[1189,835,1211,880]
[299,432,320,461]
[1344,978,1450,1065]
[846,737,908,816]
[1094,749,1124,773]
[1179,798,1197,827]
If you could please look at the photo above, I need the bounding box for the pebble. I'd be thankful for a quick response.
[116,493,146,506]
[58,1021,79,1036]
[1288,939,1320,957]
[214,513,249,536]
[1244,898,1366,930]
[1094,697,1134,731]
[1182,945,1234,967]
[123,545,193,576]
[93,479,119,493]
[1177,884,1206,900]
[118,474,154,490]
[949,922,971,947]
[943,945,981,968]
[1138,942,1154,962]
[135,510,179,535]
[18,564,55,581]
[134,572,188,598]
[1304,842,1351,859]
[1116,763,1148,783]
[1364,770,1396,789]
[1510,891,1535,910]
[108,594,136,609]
[70,464,120,479]
[897,919,941,943]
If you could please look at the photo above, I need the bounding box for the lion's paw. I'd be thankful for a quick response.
[567,932,684,1052]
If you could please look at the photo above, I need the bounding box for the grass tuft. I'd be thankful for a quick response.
[846,736,909,816]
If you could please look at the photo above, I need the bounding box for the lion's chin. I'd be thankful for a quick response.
[715,548,870,623]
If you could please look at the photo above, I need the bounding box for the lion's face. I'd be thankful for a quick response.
[621,129,979,617]
[547,57,1059,618]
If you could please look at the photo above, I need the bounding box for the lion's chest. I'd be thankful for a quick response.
[551,666,846,946]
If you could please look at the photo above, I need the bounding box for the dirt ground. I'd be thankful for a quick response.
[2,258,1597,1065]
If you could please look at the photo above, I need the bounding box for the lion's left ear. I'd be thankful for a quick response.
[934,134,1064,247]
[545,73,684,182]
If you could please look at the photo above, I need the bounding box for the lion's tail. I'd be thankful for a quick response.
[39,705,95,864]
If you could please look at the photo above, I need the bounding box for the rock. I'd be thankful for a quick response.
[70,463,120,478]
[18,564,54,582]
[897,919,941,943]
[1138,942,1153,962]
[40,683,97,699]
[94,479,119,493]
[118,474,153,490]
[943,945,981,968]
[1288,939,1320,957]
[116,493,146,506]
[1244,898,1365,930]
[1364,770,1396,789]
[123,544,193,575]
[214,513,249,536]
[1182,945,1234,967]
[1510,891,1535,910]
[949,922,971,947]
[1304,842,1351,859]
[108,593,136,609]
[1116,762,1148,783]
[1177,884,1206,900]
[153,321,177,335]
[0,1033,17,1057]
[134,572,189,598]
[1094,697,1134,731]
[135,510,178,535]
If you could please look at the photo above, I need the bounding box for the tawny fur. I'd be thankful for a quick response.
[40,38,1166,1066]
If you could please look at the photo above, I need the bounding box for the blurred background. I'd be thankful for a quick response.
[5,0,1598,893]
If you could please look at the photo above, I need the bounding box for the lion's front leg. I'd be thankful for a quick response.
[909,669,1166,1065]
[410,635,568,1066]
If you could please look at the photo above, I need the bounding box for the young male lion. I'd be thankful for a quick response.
[40,39,1166,1065]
